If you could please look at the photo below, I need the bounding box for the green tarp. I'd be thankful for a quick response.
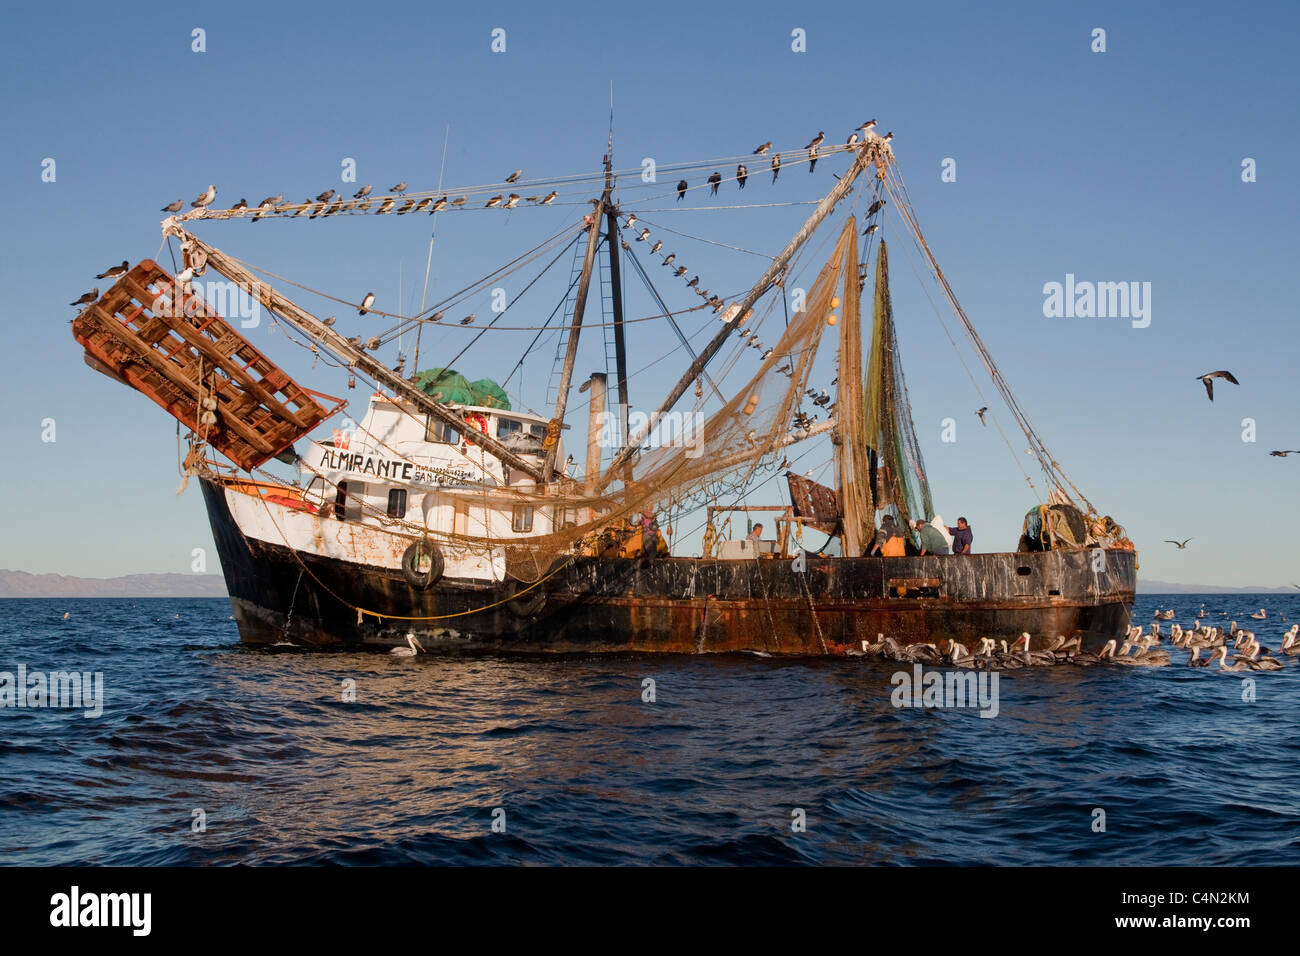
[413,369,511,410]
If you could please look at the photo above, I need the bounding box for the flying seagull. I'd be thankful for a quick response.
[353,185,372,199]
[753,141,771,155]
[95,260,128,280]
[191,184,216,208]
[676,179,688,201]
[737,164,748,189]
[1269,449,1300,457]
[161,199,183,213]
[390,182,408,194]
[976,406,988,425]
[805,132,825,149]
[505,169,522,183]
[771,155,781,183]
[1197,370,1239,401]
[69,288,98,307]
[707,171,722,195]
[358,292,375,316]
[1164,538,1192,550]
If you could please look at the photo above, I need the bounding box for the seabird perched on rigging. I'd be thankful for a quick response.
[813,390,830,407]
[860,119,877,132]
[460,314,475,325]
[808,146,818,174]
[805,131,824,149]
[325,196,345,216]
[377,197,396,214]
[867,198,886,216]
[251,199,275,221]
[662,253,675,266]
[390,182,408,194]
[322,316,336,326]
[95,260,128,280]
[846,132,859,148]
[316,189,335,202]
[674,266,687,277]
[505,169,522,183]
[761,348,773,360]
[636,228,650,241]
[686,275,699,289]
[771,154,781,182]
[539,191,557,204]
[414,197,433,213]
[308,201,325,219]
[450,197,467,206]
[882,131,894,142]
[676,179,688,201]
[69,288,98,307]
[975,406,988,425]
[260,194,284,207]
[431,196,448,212]
[754,141,771,155]
[161,199,183,213]
[394,198,417,214]
[624,213,637,229]
[231,197,248,211]
[504,193,521,208]
[353,184,372,199]
[620,238,631,251]
[650,240,662,253]
[1164,538,1192,549]
[707,171,722,195]
[1197,369,1239,401]
[191,184,217,208]
[862,223,878,236]
[484,194,503,208]
[737,164,748,188]
[358,292,375,316]
[292,199,312,217]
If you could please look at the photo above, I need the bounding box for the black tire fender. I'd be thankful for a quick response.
[504,579,546,618]
[401,540,444,589]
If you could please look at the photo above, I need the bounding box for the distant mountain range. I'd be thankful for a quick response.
[1138,579,1298,595]
[0,570,228,598]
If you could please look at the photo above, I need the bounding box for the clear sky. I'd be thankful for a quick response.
[1,0,1296,587]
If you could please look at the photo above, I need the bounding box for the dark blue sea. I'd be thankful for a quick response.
[1,593,1297,866]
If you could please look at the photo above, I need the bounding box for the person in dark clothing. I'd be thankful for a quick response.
[948,517,973,554]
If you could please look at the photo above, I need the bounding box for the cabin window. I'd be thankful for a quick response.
[387,488,408,518]
[512,504,534,533]
[425,416,460,444]
[497,417,522,438]
[1016,566,1033,576]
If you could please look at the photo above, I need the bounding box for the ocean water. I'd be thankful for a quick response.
[1,593,1297,866]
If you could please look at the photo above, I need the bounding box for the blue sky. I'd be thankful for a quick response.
[1,0,1296,586]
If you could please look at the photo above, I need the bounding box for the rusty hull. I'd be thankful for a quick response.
[203,478,1135,655]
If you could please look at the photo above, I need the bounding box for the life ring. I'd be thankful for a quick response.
[401,540,444,589]
[504,579,546,618]
[463,413,489,446]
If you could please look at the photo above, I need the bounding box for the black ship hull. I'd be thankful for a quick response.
[203,478,1136,655]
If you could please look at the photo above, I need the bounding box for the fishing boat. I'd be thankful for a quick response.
[69,126,1136,654]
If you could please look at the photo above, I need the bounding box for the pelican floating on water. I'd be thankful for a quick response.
[390,632,425,657]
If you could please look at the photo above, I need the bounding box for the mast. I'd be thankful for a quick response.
[600,142,881,488]
[173,228,547,483]
[603,159,630,443]
[542,157,611,478]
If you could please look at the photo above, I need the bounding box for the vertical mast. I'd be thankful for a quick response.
[543,156,611,478]
[603,158,630,445]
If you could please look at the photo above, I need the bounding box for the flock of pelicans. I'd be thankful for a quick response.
[851,620,1300,672]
